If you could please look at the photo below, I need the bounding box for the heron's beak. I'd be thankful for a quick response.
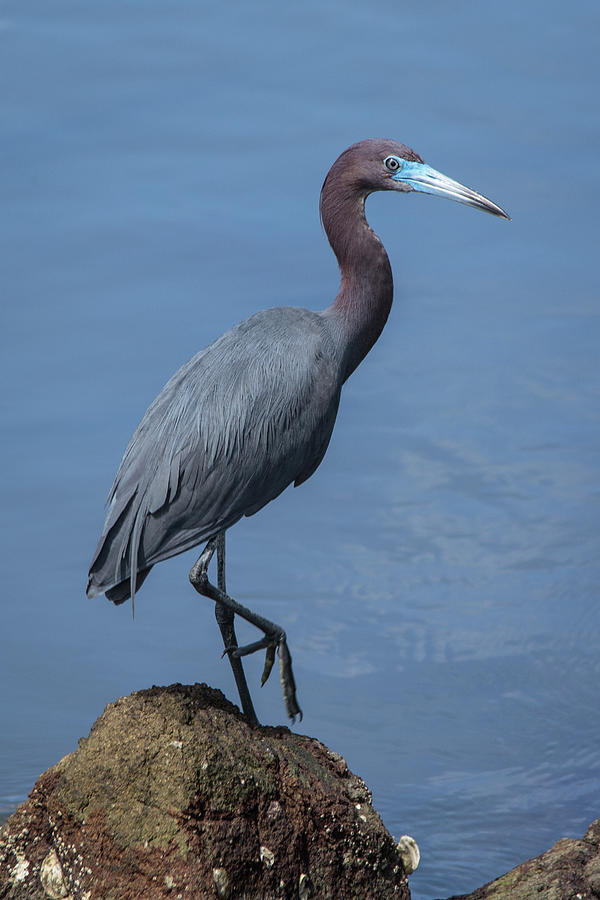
[392,161,510,219]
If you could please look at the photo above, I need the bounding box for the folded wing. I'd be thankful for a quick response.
[87,307,342,604]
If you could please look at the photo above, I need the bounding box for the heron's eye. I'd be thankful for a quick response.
[384,156,402,173]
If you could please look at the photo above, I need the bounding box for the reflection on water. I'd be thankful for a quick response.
[1,1,599,897]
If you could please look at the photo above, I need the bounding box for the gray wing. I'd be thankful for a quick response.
[87,307,342,603]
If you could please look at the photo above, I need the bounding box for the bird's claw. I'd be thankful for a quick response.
[226,631,301,721]
[277,638,302,722]
[257,637,301,720]
[261,644,276,686]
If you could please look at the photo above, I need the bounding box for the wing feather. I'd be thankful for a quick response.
[87,307,342,603]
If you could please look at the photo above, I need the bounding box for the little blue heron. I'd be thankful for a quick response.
[87,139,509,724]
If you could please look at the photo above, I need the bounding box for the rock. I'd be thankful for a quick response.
[0,683,411,899]
[448,818,600,900]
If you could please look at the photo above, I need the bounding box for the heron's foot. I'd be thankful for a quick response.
[277,637,302,721]
[261,644,277,686]
[190,548,302,721]
[226,631,302,721]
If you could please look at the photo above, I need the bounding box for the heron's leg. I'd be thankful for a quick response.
[189,542,302,721]
[214,532,258,726]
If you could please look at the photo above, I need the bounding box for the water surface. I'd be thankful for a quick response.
[1,2,599,897]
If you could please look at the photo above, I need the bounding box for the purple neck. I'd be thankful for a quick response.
[321,176,393,381]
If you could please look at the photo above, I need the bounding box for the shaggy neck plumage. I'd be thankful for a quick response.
[321,167,394,381]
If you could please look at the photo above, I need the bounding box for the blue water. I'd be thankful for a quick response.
[1,2,599,898]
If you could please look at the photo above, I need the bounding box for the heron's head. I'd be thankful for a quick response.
[324,138,510,219]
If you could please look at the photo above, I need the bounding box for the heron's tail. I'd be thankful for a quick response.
[86,487,151,606]
[103,566,152,605]
[86,562,152,605]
